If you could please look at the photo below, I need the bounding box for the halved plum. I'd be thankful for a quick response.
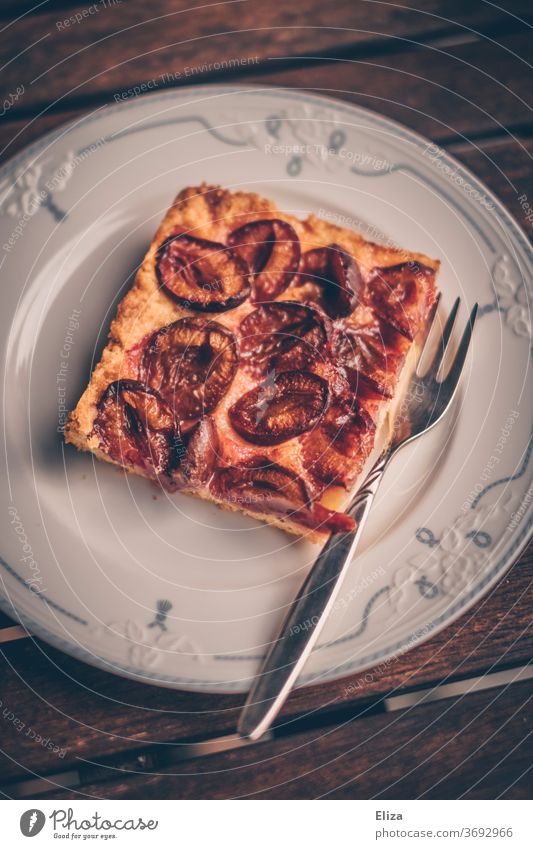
[298,244,363,317]
[239,301,329,375]
[179,416,219,489]
[227,219,301,302]
[228,370,328,445]
[91,379,181,483]
[333,317,407,401]
[212,458,355,533]
[213,458,310,511]
[302,395,375,488]
[365,262,436,340]
[140,317,238,426]
[156,233,251,311]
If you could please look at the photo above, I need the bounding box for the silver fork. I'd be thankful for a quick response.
[238,297,478,741]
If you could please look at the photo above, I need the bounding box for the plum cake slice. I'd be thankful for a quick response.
[66,184,439,542]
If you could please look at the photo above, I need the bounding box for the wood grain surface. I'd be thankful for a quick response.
[36,679,533,800]
[0,0,531,800]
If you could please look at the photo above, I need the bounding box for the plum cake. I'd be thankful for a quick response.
[66,184,439,542]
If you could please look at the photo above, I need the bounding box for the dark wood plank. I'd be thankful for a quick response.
[0,547,531,783]
[0,1,78,19]
[34,680,533,799]
[449,135,533,237]
[0,0,531,120]
[1,31,532,170]
[0,105,94,166]
[0,610,16,629]
[235,31,532,143]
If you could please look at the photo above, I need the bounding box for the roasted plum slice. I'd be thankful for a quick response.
[298,244,363,317]
[140,317,238,426]
[365,262,436,340]
[228,370,328,445]
[179,417,219,489]
[91,379,181,483]
[213,458,310,512]
[333,317,406,400]
[302,396,375,488]
[227,219,301,302]
[211,459,355,533]
[156,234,251,311]
[239,301,328,375]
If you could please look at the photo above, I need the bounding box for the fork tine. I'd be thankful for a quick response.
[422,296,461,379]
[414,293,441,376]
[439,303,478,394]
[422,292,442,344]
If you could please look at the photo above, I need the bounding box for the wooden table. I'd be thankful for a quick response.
[0,0,532,800]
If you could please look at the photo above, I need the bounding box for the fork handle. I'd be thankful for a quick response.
[237,450,390,741]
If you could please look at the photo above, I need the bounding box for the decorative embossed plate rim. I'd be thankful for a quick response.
[0,85,531,692]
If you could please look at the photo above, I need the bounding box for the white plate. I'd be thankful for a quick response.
[0,85,531,692]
